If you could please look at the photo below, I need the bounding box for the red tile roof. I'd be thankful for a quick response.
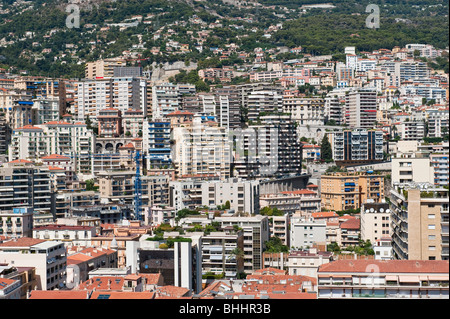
[280,189,316,195]
[16,125,42,130]
[340,218,360,230]
[155,285,190,298]
[41,154,71,160]
[0,237,46,248]
[8,159,33,164]
[312,211,339,219]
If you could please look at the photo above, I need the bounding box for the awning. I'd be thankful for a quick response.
[427,275,449,281]
[398,275,420,283]
[331,275,352,278]
[385,275,398,281]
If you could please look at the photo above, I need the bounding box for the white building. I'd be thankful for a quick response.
[290,215,327,250]
[201,178,260,215]
[0,238,67,291]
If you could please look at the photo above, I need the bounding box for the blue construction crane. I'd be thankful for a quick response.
[134,150,143,221]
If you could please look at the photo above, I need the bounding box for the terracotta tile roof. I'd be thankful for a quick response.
[312,211,339,219]
[318,260,450,274]
[41,154,71,160]
[340,218,360,230]
[167,110,194,116]
[0,237,46,248]
[78,276,124,291]
[44,121,72,125]
[155,285,190,298]
[140,273,163,285]
[8,159,33,164]
[245,274,317,286]
[280,189,316,195]
[15,125,42,130]
[29,290,89,299]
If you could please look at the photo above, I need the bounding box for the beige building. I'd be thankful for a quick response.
[85,58,127,79]
[98,171,169,209]
[390,184,449,261]
[360,202,391,243]
[321,172,385,211]
[391,155,434,185]
[288,248,333,278]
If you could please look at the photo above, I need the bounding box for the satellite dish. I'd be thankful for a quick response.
[386,209,390,213]
[380,208,384,213]
[370,208,374,212]
[365,209,370,213]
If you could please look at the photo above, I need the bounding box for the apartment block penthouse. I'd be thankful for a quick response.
[317,260,449,299]
[389,183,449,261]
[0,160,52,213]
[327,129,384,165]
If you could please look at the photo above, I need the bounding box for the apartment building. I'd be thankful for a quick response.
[290,215,327,250]
[169,179,204,212]
[0,237,67,291]
[97,108,122,137]
[430,154,449,187]
[201,231,244,279]
[391,155,434,185]
[33,96,60,125]
[180,214,270,273]
[0,207,34,238]
[74,77,147,122]
[260,189,321,216]
[0,160,52,213]
[288,248,333,277]
[389,184,449,261]
[320,172,385,211]
[317,260,449,299]
[246,90,282,122]
[98,171,169,209]
[171,114,231,180]
[270,214,290,247]
[234,115,302,178]
[85,58,127,79]
[122,108,145,138]
[427,110,449,138]
[360,202,391,243]
[211,86,241,129]
[8,121,95,177]
[328,129,384,164]
[54,191,100,219]
[33,224,96,247]
[345,88,377,129]
[201,178,260,215]
[152,83,195,120]
[143,120,172,169]
[282,96,325,126]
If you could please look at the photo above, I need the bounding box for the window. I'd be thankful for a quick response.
[428,225,436,230]
[428,235,436,240]
[428,214,435,219]
[428,246,436,251]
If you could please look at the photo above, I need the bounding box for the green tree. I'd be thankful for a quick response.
[264,236,289,253]
[320,134,333,162]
